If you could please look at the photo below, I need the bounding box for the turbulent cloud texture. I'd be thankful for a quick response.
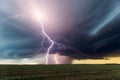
[0,0,120,59]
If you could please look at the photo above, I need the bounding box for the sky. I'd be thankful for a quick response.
[0,0,120,64]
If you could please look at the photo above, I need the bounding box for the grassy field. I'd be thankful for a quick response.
[0,64,120,80]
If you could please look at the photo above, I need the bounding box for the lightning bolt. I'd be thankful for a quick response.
[0,14,59,65]
[38,17,56,64]
[54,54,59,64]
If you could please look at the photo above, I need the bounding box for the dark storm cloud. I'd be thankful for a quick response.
[0,18,42,58]
[0,0,120,59]
[47,0,120,59]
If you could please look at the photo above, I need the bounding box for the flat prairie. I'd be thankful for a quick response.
[0,64,120,80]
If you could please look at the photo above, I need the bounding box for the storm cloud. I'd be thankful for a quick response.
[0,0,120,60]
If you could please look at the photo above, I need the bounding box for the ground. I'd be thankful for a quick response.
[0,64,120,80]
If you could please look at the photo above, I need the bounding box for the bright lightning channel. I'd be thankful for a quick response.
[54,54,59,64]
[36,12,59,65]
[0,13,59,65]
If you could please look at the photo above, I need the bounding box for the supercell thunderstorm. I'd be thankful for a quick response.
[0,0,120,64]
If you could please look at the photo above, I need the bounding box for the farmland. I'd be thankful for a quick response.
[0,64,120,80]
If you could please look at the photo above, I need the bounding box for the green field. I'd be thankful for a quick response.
[0,64,120,80]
